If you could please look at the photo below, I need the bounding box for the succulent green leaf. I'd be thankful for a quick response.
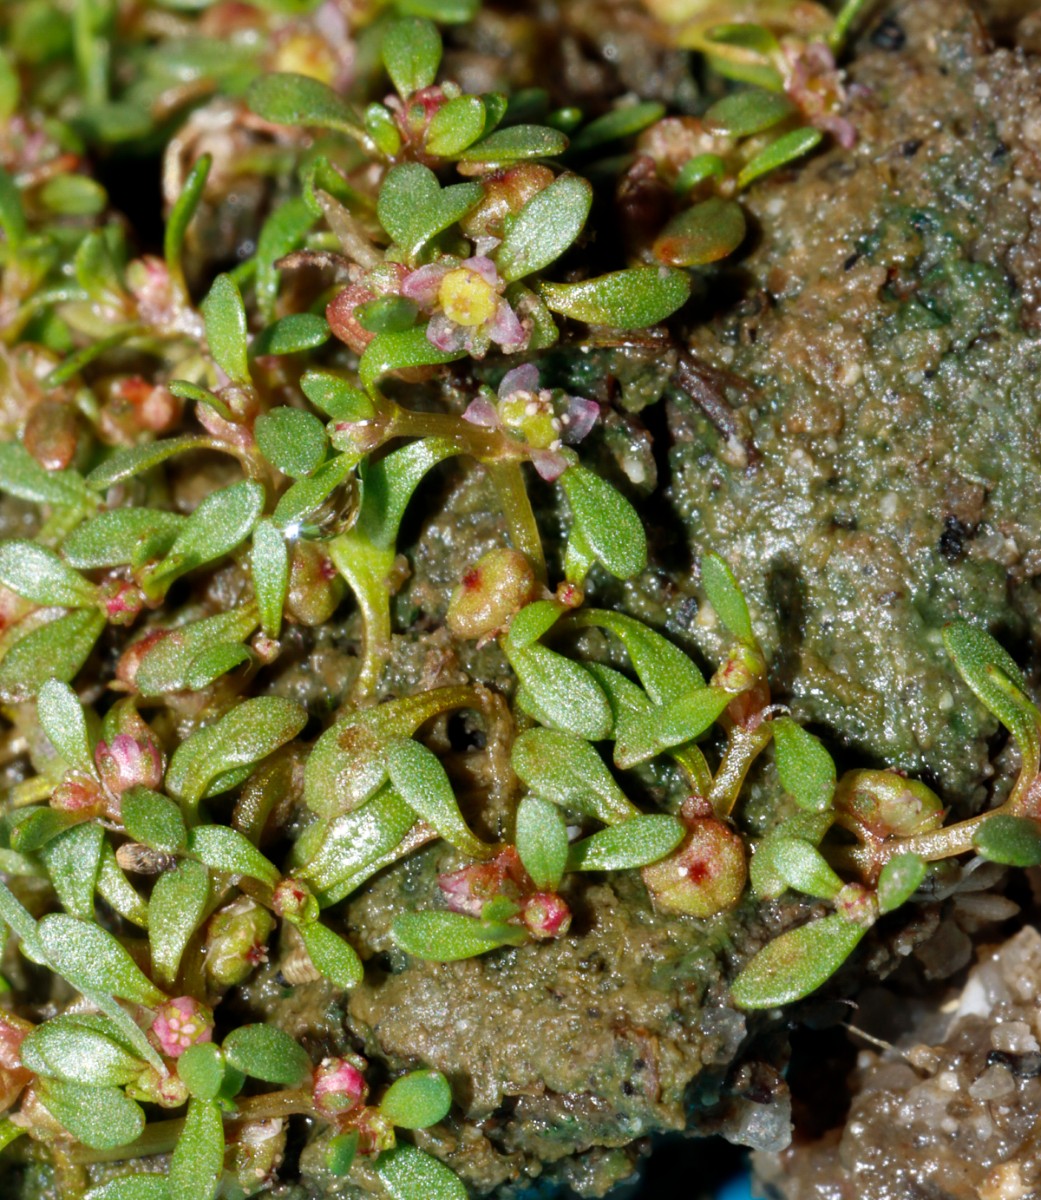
[202,273,250,385]
[376,164,482,261]
[426,94,487,157]
[972,814,1041,868]
[85,437,211,491]
[653,197,746,267]
[614,687,731,769]
[327,1130,359,1176]
[38,913,165,1006]
[187,825,280,886]
[560,464,647,580]
[37,679,95,775]
[505,600,564,651]
[570,609,704,704]
[166,696,307,808]
[251,520,289,639]
[145,480,264,594]
[0,540,97,608]
[511,644,613,741]
[495,173,592,282]
[385,736,490,858]
[382,17,442,98]
[255,408,328,479]
[512,729,638,825]
[37,1079,145,1151]
[169,1098,224,1200]
[0,878,47,962]
[515,795,569,890]
[10,808,83,854]
[567,814,685,872]
[943,622,1040,765]
[0,442,92,508]
[223,1024,311,1086]
[704,88,795,137]
[374,1143,468,1200]
[247,71,362,137]
[255,197,316,322]
[301,371,375,422]
[22,1014,146,1087]
[457,124,569,163]
[380,1069,452,1129]
[700,552,753,642]
[122,788,187,854]
[877,852,927,913]
[252,313,330,358]
[0,166,27,247]
[96,843,150,929]
[273,453,357,533]
[675,152,727,194]
[539,267,691,329]
[147,859,210,987]
[165,154,211,290]
[295,787,419,901]
[64,509,186,570]
[298,920,364,988]
[360,327,466,394]
[0,608,105,702]
[568,101,665,153]
[355,436,458,549]
[771,717,836,813]
[86,1177,169,1200]
[749,835,842,901]
[39,821,104,920]
[178,1043,225,1102]
[134,606,258,696]
[737,127,823,190]
[394,0,478,19]
[393,911,519,961]
[731,915,867,1010]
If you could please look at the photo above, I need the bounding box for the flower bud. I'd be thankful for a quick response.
[0,1013,34,1112]
[272,878,319,926]
[521,893,572,940]
[438,847,526,917]
[349,1106,396,1156]
[150,997,215,1059]
[446,549,539,642]
[23,400,81,471]
[835,882,878,928]
[313,1055,368,1119]
[128,1066,189,1108]
[460,165,555,242]
[51,771,107,817]
[285,542,346,626]
[99,579,146,626]
[642,813,747,918]
[205,896,275,988]
[834,769,945,840]
[96,733,164,796]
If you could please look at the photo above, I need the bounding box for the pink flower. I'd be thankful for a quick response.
[462,365,600,481]
[313,1055,369,1118]
[51,772,107,816]
[402,256,528,358]
[784,42,857,149]
[95,733,164,795]
[438,847,527,917]
[151,997,214,1059]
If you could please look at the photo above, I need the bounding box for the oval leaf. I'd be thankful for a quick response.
[38,913,165,1006]
[247,72,361,137]
[539,267,690,329]
[515,795,569,891]
[38,1079,145,1151]
[560,464,647,580]
[495,173,592,282]
[22,1014,146,1087]
[701,552,753,642]
[299,920,364,988]
[187,825,280,886]
[877,852,927,914]
[37,679,94,775]
[771,717,836,813]
[385,737,490,858]
[972,814,1041,868]
[566,814,685,872]
[0,540,96,607]
[512,729,637,825]
[255,408,328,478]
[383,17,441,98]
[222,1024,310,1086]
[380,1069,452,1129]
[202,274,250,385]
[653,197,746,268]
[64,509,186,569]
[169,1098,224,1200]
[730,914,867,1010]
[374,1144,467,1200]
[393,911,518,961]
[149,859,210,986]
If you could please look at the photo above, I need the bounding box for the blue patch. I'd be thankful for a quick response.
[717,1173,761,1200]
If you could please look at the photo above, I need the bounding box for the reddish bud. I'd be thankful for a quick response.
[835,882,878,927]
[285,542,347,626]
[205,896,275,988]
[23,400,81,471]
[96,733,164,796]
[445,549,538,642]
[834,769,945,840]
[642,814,747,918]
[99,579,146,626]
[313,1054,368,1119]
[521,893,572,940]
[51,771,107,817]
[272,878,319,925]
[438,847,527,917]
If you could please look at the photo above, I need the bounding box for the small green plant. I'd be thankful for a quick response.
[0,1,1008,1196]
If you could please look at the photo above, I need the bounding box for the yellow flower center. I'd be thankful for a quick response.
[439,268,498,328]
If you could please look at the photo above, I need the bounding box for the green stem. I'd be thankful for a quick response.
[328,532,396,699]
[487,461,546,582]
[710,723,773,818]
